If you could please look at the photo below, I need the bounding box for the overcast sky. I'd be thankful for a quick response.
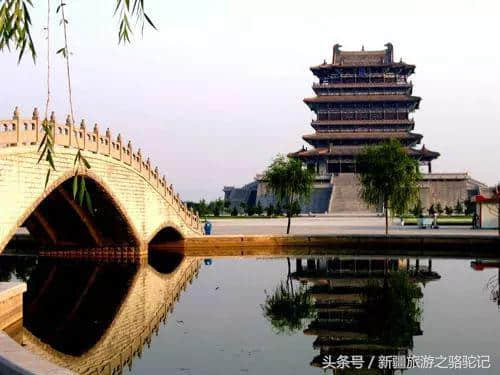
[1,0,499,200]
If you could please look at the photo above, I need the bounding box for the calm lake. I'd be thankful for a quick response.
[1,253,499,374]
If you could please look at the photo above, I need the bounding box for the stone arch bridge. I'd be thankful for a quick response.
[0,107,203,254]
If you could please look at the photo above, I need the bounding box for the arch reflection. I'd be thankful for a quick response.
[1,254,200,374]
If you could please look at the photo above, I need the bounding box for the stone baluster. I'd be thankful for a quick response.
[162,176,167,196]
[64,115,72,147]
[117,133,122,160]
[146,158,151,180]
[32,107,39,143]
[105,128,112,155]
[94,123,99,153]
[50,112,56,142]
[154,167,159,187]
[137,148,142,172]
[13,106,20,145]
[80,119,86,149]
[127,140,132,165]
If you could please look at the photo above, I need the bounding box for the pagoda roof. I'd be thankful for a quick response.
[409,145,441,159]
[290,144,440,161]
[311,43,415,74]
[311,61,415,70]
[303,132,422,142]
[304,94,420,104]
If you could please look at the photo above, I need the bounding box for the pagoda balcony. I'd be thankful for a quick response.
[316,74,410,85]
[311,119,414,126]
[313,81,412,89]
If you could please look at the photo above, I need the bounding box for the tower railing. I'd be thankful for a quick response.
[0,107,201,232]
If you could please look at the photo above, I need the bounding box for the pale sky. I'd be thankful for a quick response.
[1,0,499,200]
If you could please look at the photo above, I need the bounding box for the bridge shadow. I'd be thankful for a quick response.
[0,253,200,373]
[23,259,138,356]
[15,176,139,251]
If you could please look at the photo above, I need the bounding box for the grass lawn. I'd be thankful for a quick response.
[402,216,472,226]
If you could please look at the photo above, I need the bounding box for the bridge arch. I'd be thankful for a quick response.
[17,171,141,249]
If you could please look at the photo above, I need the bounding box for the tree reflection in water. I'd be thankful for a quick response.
[262,257,315,334]
[362,271,423,348]
[266,257,438,373]
[261,280,315,334]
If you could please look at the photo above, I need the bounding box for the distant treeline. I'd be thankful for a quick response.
[185,199,301,217]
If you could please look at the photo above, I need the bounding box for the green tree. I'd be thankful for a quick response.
[211,198,224,217]
[230,206,238,217]
[436,202,443,215]
[356,139,421,235]
[411,200,424,218]
[197,199,209,218]
[428,204,436,216]
[262,155,315,234]
[445,205,453,216]
[246,204,256,216]
[266,204,275,217]
[454,199,464,215]
[255,201,263,216]
[286,200,302,217]
[464,198,475,216]
[275,203,283,216]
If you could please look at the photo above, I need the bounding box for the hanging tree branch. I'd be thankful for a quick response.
[0,0,156,62]
[37,0,55,188]
[0,0,36,62]
[57,0,92,212]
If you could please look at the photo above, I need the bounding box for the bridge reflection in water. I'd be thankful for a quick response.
[2,253,200,374]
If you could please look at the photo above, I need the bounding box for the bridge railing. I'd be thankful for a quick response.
[0,107,201,232]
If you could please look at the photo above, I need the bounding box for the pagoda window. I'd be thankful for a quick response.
[329,111,341,121]
[359,112,369,120]
[344,111,355,120]
[397,111,408,120]
[317,112,328,121]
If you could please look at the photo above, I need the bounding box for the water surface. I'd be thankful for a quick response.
[1,254,499,374]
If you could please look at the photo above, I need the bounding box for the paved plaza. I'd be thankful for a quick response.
[210,216,498,236]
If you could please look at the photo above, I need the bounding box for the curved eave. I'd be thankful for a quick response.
[291,145,439,160]
[302,132,422,141]
[409,148,441,161]
[304,95,421,112]
[310,63,416,74]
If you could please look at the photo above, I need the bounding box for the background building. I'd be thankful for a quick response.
[224,44,486,215]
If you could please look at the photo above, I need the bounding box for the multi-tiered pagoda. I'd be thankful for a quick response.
[230,43,485,215]
[289,43,440,213]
